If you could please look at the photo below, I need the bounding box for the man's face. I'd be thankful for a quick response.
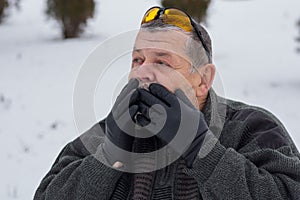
[129,29,202,108]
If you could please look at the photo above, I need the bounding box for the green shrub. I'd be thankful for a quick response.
[46,0,95,38]
[161,0,211,23]
[0,0,9,23]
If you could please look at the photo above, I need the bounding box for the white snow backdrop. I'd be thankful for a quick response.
[0,0,300,199]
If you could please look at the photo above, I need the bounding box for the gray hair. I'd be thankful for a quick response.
[141,19,212,72]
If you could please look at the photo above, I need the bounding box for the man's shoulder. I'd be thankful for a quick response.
[209,89,277,123]
[65,120,106,158]
[219,96,281,124]
[219,96,300,152]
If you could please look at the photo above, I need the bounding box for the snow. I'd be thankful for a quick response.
[0,0,299,199]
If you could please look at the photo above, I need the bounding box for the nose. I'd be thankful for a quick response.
[134,64,156,83]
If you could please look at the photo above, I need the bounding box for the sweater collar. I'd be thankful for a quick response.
[202,88,227,139]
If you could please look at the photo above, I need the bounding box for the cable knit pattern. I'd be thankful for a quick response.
[174,160,200,200]
[131,138,157,200]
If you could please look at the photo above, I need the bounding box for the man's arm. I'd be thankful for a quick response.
[184,110,300,199]
[34,123,122,200]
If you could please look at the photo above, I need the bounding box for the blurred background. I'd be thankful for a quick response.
[0,0,300,199]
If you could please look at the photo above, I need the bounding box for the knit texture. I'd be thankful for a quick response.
[131,137,157,200]
[34,89,300,200]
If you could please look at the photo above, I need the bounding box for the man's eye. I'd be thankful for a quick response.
[132,58,143,64]
[157,60,169,66]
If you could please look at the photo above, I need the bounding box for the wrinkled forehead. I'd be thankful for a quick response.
[133,29,190,61]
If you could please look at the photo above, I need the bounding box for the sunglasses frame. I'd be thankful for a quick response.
[142,6,211,64]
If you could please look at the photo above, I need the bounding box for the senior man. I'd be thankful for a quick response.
[34,7,300,200]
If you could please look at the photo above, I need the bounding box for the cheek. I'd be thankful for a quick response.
[153,67,179,92]
[159,72,199,109]
[155,78,175,93]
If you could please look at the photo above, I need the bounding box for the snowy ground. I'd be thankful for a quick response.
[0,0,300,199]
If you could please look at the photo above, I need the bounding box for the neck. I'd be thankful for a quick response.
[198,93,208,111]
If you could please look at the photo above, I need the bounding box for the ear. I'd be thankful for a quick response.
[195,64,216,97]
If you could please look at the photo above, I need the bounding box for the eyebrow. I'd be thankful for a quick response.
[132,48,141,53]
[133,48,172,58]
[154,52,171,58]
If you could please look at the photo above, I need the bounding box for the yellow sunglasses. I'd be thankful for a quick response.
[141,7,211,63]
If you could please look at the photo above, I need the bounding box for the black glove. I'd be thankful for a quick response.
[103,78,139,166]
[135,83,208,168]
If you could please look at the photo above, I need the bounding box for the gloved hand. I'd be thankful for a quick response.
[103,78,139,167]
[135,83,208,168]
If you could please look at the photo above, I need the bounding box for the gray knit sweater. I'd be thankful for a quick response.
[34,89,300,199]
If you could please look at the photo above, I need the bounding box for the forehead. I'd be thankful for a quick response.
[133,30,190,60]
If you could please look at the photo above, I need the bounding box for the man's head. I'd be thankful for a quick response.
[129,7,215,110]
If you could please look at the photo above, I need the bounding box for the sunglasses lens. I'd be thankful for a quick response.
[141,7,193,32]
[142,7,160,24]
[163,9,193,32]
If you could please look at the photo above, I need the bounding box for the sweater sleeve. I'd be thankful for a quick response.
[34,122,122,200]
[184,110,300,200]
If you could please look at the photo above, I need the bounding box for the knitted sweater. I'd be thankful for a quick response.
[34,89,300,199]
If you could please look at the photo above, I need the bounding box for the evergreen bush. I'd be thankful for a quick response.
[46,0,95,38]
[0,0,9,23]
